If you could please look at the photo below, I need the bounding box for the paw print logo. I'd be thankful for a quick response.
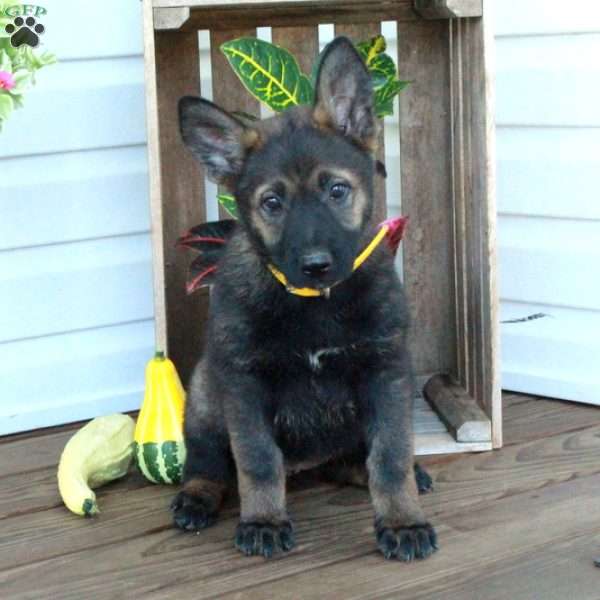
[5,16,45,48]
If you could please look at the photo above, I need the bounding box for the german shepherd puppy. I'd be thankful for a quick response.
[171,37,437,561]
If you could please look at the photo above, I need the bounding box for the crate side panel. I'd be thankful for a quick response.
[155,29,208,384]
[397,20,457,377]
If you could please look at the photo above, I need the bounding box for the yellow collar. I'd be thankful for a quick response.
[267,223,389,298]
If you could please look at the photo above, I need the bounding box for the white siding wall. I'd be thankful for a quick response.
[493,0,600,404]
[0,1,154,434]
[1,1,598,435]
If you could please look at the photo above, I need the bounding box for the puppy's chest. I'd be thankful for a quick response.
[272,366,361,462]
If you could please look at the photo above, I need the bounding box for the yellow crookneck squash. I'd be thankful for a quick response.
[134,351,187,484]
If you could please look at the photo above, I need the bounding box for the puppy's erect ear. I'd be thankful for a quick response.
[179,96,251,186]
[313,37,375,149]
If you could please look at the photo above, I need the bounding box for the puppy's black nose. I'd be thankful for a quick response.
[301,250,333,278]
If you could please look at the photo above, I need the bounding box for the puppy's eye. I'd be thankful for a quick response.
[329,182,350,203]
[261,194,283,215]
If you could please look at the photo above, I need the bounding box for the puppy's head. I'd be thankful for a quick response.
[179,37,377,290]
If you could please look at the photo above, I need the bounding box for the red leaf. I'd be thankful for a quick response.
[379,216,408,256]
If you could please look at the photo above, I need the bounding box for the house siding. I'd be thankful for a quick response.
[493,1,600,404]
[0,0,154,434]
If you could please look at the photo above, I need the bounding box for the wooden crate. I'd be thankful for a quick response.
[142,0,501,454]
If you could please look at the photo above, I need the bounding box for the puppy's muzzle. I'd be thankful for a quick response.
[301,250,333,279]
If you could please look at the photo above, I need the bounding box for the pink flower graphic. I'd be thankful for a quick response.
[0,71,15,91]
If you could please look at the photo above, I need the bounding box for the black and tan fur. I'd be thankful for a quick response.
[170,37,437,561]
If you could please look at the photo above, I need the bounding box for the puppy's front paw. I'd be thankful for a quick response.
[235,520,295,558]
[375,521,438,561]
[171,491,217,531]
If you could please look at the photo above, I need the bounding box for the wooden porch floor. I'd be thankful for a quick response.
[1,392,600,599]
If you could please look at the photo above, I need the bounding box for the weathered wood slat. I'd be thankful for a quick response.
[414,0,482,19]
[144,4,208,385]
[396,20,456,377]
[403,532,600,600]
[449,5,500,445]
[271,26,319,76]
[502,393,600,446]
[423,374,491,442]
[0,430,74,478]
[335,22,387,224]
[219,475,600,600]
[154,0,404,5]
[153,1,418,31]
[3,415,599,598]
[0,467,149,522]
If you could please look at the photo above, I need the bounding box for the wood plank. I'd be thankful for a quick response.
[396,20,456,377]
[3,418,600,595]
[149,20,209,385]
[335,22,387,224]
[154,6,190,29]
[216,475,600,600]
[154,0,407,6]
[414,0,482,19]
[449,3,500,445]
[0,430,74,478]
[210,28,261,218]
[0,479,330,573]
[502,393,600,447]
[143,0,167,356]
[407,530,600,600]
[423,374,491,442]
[480,1,500,443]
[271,26,319,77]
[0,466,149,521]
[153,1,418,31]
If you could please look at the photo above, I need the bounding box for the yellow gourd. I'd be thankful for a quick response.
[57,413,135,516]
[134,351,187,484]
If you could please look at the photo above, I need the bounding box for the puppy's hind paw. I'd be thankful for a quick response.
[375,521,438,561]
[171,491,217,532]
[414,463,434,494]
[235,520,295,558]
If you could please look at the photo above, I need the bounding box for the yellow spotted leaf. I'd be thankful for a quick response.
[220,37,313,112]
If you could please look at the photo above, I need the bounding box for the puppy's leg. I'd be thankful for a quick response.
[226,376,294,558]
[363,371,438,561]
[172,361,231,531]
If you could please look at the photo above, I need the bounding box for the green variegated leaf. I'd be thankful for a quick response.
[357,35,395,88]
[221,38,313,112]
[357,35,386,65]
[368,52,397,90]
[217,194,239,219]
[356,35,410,118]
[375,79,410,117]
